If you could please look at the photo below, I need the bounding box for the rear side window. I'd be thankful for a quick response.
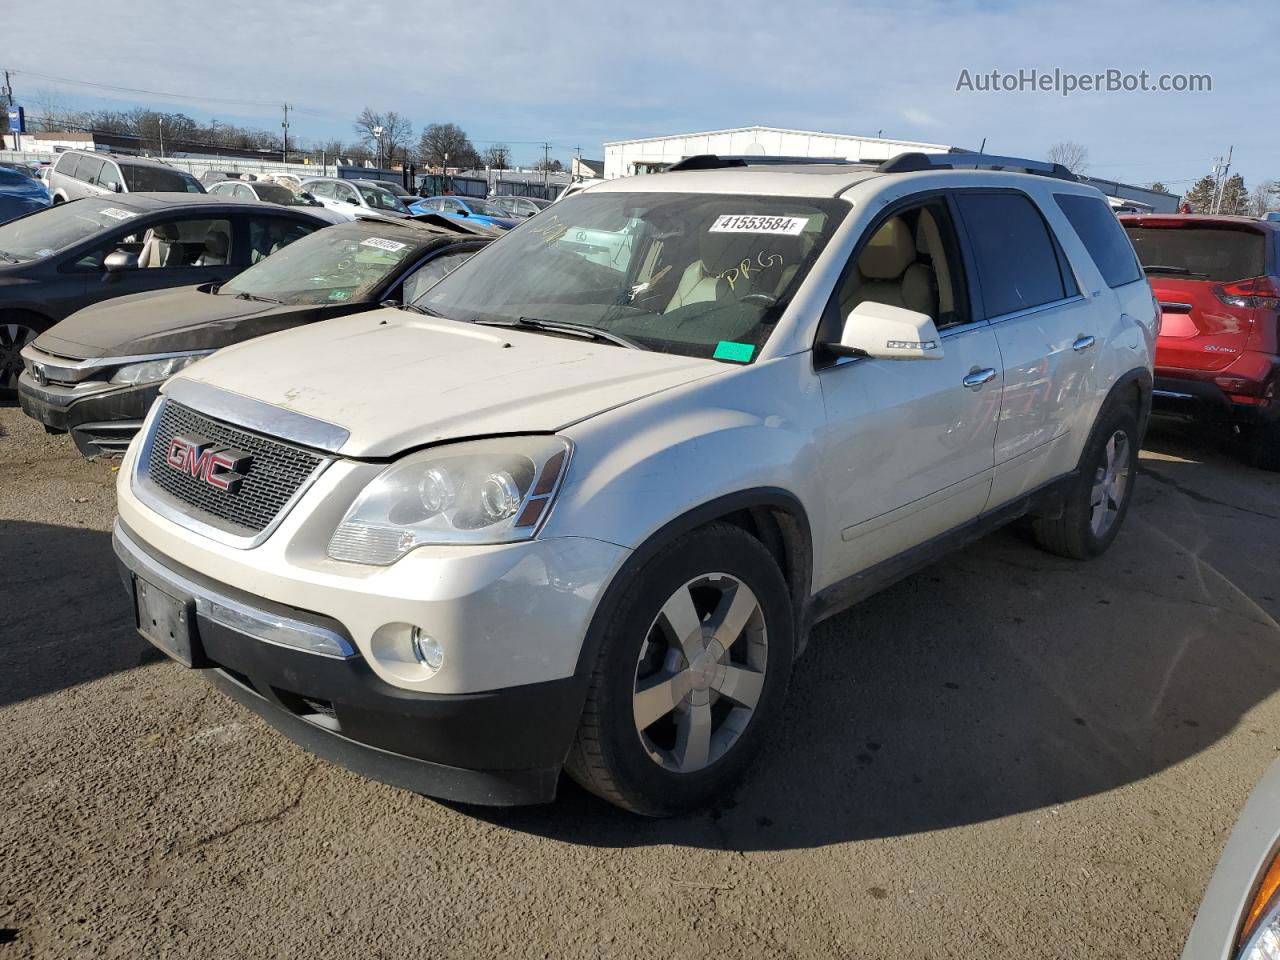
[54,153,80,178]
[1122,224,1266,283]
[1056,194,1143,288]
[120,164,203,193]
[955,192,1071,318]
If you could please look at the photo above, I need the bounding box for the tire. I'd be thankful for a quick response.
[565,522,794,816]
[1243,420,1280,471]
[0,316,47,397]
[1032,401,1140,560]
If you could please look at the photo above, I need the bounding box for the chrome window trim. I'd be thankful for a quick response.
[114,521,355,660]
[987,293,1086,325]
[131,398,334,550]
[163,378,350,453]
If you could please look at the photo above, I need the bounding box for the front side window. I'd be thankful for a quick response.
[224,225,416,304]
[1056,194,1143,288]
[120,164,203,193]
[955,192,1070,318]
[358,184,408,212]
[98,163,123,192]
[246,216,317,263]
[421,192,848,362]
[402,248,478,304]
[833,202,967,330]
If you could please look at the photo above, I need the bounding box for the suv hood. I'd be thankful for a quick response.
[36,286,292,359]
[168,309,722,457]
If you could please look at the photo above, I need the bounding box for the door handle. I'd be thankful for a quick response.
[963,367,997,389]
[1073,335,1096,352]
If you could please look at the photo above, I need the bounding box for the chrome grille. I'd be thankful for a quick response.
[143,401,326,534]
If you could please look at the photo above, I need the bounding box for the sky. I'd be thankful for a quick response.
[6,0,1276,194]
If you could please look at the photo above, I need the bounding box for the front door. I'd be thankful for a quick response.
[815,199,1002,585]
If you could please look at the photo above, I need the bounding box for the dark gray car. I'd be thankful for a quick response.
[18,215,494,456]
[46,150,204,204]
[0,193,329,393]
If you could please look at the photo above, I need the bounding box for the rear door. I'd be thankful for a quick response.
[1121,218,1268,373]
[954,190,1099,505]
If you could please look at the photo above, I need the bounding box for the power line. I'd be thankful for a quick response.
[9,67,287,110]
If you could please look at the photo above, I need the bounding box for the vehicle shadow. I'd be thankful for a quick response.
[465,425,1280,850]
[0,521,159,710]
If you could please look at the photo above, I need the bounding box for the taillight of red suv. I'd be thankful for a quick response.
[1214,276,1280,310]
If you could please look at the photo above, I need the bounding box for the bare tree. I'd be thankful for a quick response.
[482,143,511,170]
[353,107,413,164]
[418,123,479,169]
[533,157,564,173]
[1249,180,1279,217]
[28,87,73,131]
[1046,141,1089,175]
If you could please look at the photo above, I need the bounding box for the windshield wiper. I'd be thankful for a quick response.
[474,316,642,350]
[1143,264,1205,277]
[234,291,282,304]
[398,301,449,318]
[0,250,20,264]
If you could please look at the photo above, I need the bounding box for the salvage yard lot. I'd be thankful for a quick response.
[2,404,1279,960]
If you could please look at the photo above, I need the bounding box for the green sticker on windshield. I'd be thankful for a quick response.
[328,289,351,301]
[713,341,755,363]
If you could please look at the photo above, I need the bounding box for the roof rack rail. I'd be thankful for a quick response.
[877,151,1077,181]
[666,154,859,172]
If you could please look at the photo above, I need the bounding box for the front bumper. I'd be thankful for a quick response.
[17,371,158,457]
[113,520,585,805]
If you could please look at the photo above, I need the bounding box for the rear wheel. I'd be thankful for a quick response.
[565,522,794,816]
[1032,403,1139,559]
[1242,381,1280,471]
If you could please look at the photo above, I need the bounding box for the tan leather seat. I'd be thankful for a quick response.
[842,216,937,319]
[664,230,807,313]
[914,209,954,316]
[195,229,230,267]
[138,222,181,268]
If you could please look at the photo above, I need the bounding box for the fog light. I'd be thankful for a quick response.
[411,628,445,671]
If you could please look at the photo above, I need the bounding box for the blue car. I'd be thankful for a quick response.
[408,195,518,230]
[0,167,52,224]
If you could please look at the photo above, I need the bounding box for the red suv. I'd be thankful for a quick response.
[1120,214,1280,468]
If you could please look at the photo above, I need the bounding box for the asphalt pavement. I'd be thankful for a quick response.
[2,403,1279,959]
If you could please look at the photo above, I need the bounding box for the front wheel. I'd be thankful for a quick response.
[1032,403,1139,559]
[565,522,794,816]
[0,320,40,396]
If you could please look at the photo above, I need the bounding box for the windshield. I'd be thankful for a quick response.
[0,199,141,262]
[220,226,416,305]
[1123,224,1266,283]
[420,192,847,361]
[358,185,408,212]
[122,164,204,193]
[254,183,312,206]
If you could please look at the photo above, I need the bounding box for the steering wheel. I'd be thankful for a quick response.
[740,292,778,307]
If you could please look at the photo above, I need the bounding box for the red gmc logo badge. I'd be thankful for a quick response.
[165,434,252,493]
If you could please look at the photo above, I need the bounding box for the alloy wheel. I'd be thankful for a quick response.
[632,573,768,774]
[1090,429,1131,537]
[0,323,36,391]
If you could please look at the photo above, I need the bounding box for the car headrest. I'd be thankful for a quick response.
[204,230,230,256]
[150,222,180,242]
[859,217,915,279]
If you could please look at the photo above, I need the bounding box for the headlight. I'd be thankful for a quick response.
[327,436,572,564]
[110,353,212,385]
[1238,853,1280,960]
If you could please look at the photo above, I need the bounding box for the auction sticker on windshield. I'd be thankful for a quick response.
[360,237,407,252]
[99,207,136,221]
[710,214,808,235]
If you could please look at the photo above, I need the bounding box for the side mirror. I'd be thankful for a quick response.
[104,250,139,273]
[113,183,124,193]
[827,302,945,361]
[454,209,469,217]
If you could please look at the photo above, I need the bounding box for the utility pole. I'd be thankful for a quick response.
[158,117,165,158]
[542,141,550,192]
[2,70,15,151]
[281,103,291,165]
[1211,145,1234,214]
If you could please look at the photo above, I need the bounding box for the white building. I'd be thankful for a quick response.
[603,125,956,179]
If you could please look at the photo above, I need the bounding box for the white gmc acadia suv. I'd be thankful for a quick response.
[112,153,1157,816]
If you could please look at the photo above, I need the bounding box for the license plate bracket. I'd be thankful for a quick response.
[134,576,195,667]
